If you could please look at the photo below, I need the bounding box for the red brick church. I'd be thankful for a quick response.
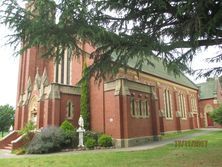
[1,2,222,151]
[6,41,200,147]
[198,78,222,128]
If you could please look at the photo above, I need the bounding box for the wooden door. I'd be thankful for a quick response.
[207,113,214,127]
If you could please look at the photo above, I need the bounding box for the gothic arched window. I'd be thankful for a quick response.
[178,93,187,119]
[54,48,72,85]
[66,101,74,119]
[130,96,135,116]
[163,89,173,119]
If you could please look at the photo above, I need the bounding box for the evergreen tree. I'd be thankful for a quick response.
[1,0,222,78]
[80,63,90,130]
[0,104,15,137]
[210,105,222,125]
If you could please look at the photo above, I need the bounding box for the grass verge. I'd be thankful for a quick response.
[0,130,221,167]
[160,129,202,140]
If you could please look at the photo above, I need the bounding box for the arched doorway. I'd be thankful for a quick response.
[28,96,38,126]
[206,113,214,126]
[204,104,214,127]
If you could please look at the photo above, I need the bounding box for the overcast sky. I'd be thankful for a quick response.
[0,24,19,107]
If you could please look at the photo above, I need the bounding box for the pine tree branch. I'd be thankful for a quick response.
[167,38,222,49]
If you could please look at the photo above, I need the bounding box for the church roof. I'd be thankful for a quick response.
[197,78,217,99]
[115,56,198,90]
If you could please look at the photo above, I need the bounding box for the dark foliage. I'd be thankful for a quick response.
[60,120,78,148]
[1,0,222,78]
[80,63,90,130]
[84,131,100,144]
[0,104,15,137]
[210,105,222,125]
[85,138,96,149]
[98,134,113,147]
[19,121,36,141]
[27,126,64,154]
[60,120,75,131]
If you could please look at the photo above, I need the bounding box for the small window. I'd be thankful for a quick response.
[139,100,142,116]
[130,96,135,116]
[66,101,74,119]
[178,93,186,118]
[54,48,72,85]
[136,100,139,117]
[144,101,149,117]
[190,96,197,112]
[130,95,149,118]
[163,89,172,119]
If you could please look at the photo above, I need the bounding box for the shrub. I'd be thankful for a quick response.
[60,120,75,131]
[61,131,77,148]
[98,134,113,147]
[60,120,78,148]
[13,148,26,155]
[84,131,100,144]
[27,126,64,154]
[210,105,222,125]
[19,121,36,140]
[85,138,96,149]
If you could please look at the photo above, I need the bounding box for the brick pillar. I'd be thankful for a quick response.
[16,55,24,104]
[51,99,60,126]
[21,105,28,129]
[189,112,194,129]
[176,116,181,132]
[113,79,131,140]
[37,101,44,129]
[20,53,27,97]
[174,91,181,132]
[159,114,165,134]
[14,106,22,130]
[114,95,122,139]
[44,99,52,127]
[121,95,130,139]
[151,88,160,140]
[157,87,165,134]
[21,106,25,128]
[186,95,194,129]
[199,113,204,128]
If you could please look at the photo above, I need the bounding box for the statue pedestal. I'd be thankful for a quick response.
[77,127,85,147]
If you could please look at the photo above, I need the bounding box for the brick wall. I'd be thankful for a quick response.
[104,90,121,138]
[127,91,153,138]
[59,94,80,128]
[89,78,105,133]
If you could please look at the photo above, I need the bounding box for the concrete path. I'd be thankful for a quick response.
[0,128,220,159]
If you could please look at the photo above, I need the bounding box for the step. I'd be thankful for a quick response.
[3,143,12,150]
[6,143,12,147]
[3,146,12,150]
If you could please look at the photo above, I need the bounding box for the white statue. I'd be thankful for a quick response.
[78,115,84,129]
[9,125,13,132]
[77,115,85,147]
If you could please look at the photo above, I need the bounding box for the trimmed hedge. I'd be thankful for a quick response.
[60,120,78,148]
[60,120,75,131]
[98,134,113,147]
[84,131,100,143]
[85,138,96,149]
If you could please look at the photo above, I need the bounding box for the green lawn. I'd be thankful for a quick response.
[0,130,221,167]
[161,129,202,140]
